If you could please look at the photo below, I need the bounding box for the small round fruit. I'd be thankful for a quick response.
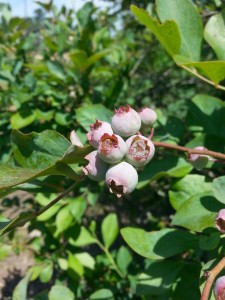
[214,276,225,300]
[98,133,126,164]
[87,120,113,148]
[139,107,157,127]
[83,150,108,181]
[111,105,141,137]
[105,162,138,198]
[188,146,209,169]
[126,134,155,167]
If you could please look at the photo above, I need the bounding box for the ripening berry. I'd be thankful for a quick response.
[70,130,83,147]
[215,209,225,233]
[188,146,209,169]
[87,120,113,148]
[111,105,141,137]
[125,134,155,167]
[105,162,138,198]
[98,133,126,164]
[214,276,225,300]
[138,107,157,127]
[83,150,108,181]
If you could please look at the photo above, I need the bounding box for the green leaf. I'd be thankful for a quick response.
[130,5,181,57]
[172,192,223,232]
[11,129,70,169]
[12,270,33,300]
[69,49,110,71]
[39,263,53,283]
[0,212,35,236]
[179,60,225,84]
[204,9,225,60]
[46,60,66,80]
[37,204,61,221]
[136,261,182,296]
[172,262,201,300]
[156,0,203,61]
[75,252,95,270]
[68,251,84,277]
[69,226,97,247]
[0,164,45,190]
[212,176,225,204]
[187,94,225,137]
[68,196,87,223]
[116,246,132,275]
[48,285,75,300]
[169,175,212,210]
[101,213,119,249]
[121,227,197,259]
[55,205,73,235]
[0,130,90,190]
[10,111,36,129]
[89,289,114,300]
[76,104,113,131]
[199,230,220,251]
[138,156,192,188]
[61,144,92,165]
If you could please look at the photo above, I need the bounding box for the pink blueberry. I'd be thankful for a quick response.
[83,150,108,181]
[215,209,225,233]
[98,133,127,164]
[125,134,155,167]
[138,107,157,127]
[87,120,113,148]
[214,276,225,300]
[188,146,209,169]
[105,162,138,198]
[111,105,141,137]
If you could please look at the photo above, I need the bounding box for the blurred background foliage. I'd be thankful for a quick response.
[1,0,225,299]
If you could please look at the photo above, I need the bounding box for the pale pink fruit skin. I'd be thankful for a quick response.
[70,130,83,147]
[98,133,126,164]
[105,162,138,198]
[83,150,108,181]
[189,146,209,169]
[215,209,225,233]
[87,120,113,148]
[111,105,141,137]
[125,134,155,167]
[214,276,225,300]
[139,107,157,127]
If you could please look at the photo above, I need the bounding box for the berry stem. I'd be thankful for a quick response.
[153,141,225,161]
[201,257,225,300]
[93,235,125,278]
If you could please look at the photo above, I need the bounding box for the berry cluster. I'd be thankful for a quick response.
[74,106,157,198]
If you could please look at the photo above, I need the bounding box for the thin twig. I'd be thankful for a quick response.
[180,65,225,91]
[93,234,124,278]
[153,141,225,161]
[201,257,225,300]
[35,179,83,217]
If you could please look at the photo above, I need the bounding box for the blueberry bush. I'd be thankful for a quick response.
[1,0,225,299]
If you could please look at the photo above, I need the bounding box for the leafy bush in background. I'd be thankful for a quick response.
[1,0,225,299]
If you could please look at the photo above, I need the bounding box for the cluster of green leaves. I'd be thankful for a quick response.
[1,0,225,299]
